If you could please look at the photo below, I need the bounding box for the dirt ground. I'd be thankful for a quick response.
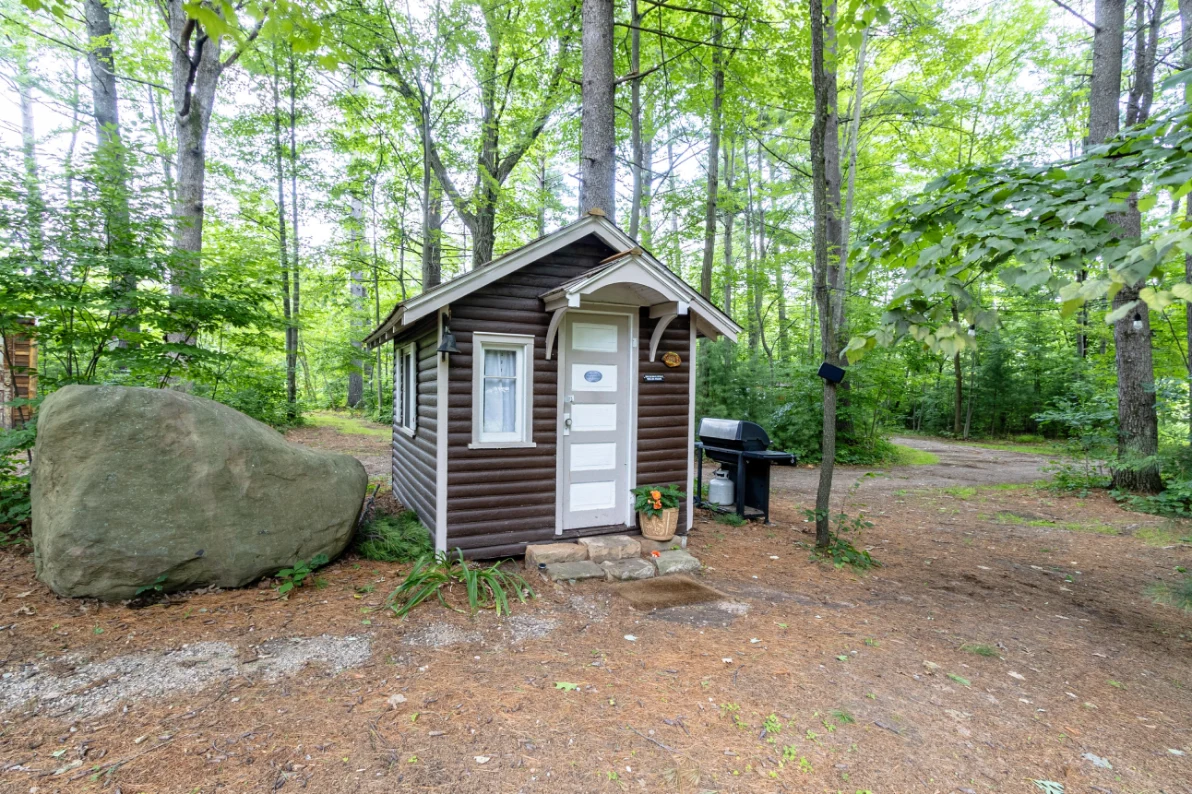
[2,429,1191,794]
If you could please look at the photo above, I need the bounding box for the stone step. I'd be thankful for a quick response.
[524,542,587,570]
[542,560,606,582]
[578,535,641,563]
[653,549,701,576]
[601,557,656,581]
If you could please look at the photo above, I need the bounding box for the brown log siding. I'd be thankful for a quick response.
[445,235,617,552]
[390,318,438,530]
[636,311,691,530]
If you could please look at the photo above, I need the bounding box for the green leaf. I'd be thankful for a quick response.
[555,682,579,691]
[1104,300,1140,324]
[1172,283,1192,302]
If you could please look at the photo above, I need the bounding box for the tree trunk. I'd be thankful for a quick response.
[271,55,296,417]
[1180,0,1192,440]
[580,0,616,219]
[952,302,963,435]
[1087,0,1163,492]
[629,0,643,238]
[14,43,42,258]
[86,0,137,347]
[165,0,223,346]
[1125,0,1163,126]
[700,7,724,300]
[722,139,734,315]
[289,49,302,403]
[810,0,844,549]
[348,192,366,409]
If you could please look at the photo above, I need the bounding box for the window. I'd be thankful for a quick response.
[397,342,417,435]
[471,333,534,448]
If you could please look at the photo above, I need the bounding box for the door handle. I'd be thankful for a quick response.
[563,412,572,436]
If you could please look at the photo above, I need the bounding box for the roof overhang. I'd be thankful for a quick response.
[364,213,741,348]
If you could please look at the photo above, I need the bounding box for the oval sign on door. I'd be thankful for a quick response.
[584,370,603,383]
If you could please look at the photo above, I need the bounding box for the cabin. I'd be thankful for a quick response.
[0,320,36,430]
[364,212,740,558]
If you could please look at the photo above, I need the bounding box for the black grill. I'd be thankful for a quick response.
[695,418,796,524]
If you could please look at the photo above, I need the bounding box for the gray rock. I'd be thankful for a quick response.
[654,550,702,576]
[602,557,656,581]
[639,537,684,553]
[31,385,367,601]
[578,534,641,563]
[525,542,587,569]
[543,560,606,582]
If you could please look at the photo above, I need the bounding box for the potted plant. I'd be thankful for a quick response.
[632,484,684,541]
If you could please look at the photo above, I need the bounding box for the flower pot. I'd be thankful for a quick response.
[639,507,679,542]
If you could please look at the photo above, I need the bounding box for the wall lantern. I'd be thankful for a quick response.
[967,324,977,337]
[437,313,460,359]
[1132,312,1144,332]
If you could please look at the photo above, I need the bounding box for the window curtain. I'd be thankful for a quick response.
[483,349,517,434]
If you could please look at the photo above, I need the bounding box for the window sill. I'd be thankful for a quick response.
[399,426,416,439]
[468,441,537,450]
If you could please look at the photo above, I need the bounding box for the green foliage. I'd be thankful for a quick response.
[802,509,881,571]
[356,510,432,562]
[890,444,939,465]
[135,574,168,597]
[1147,575,1192,612]
[631,484,683,517]
[276,553,330,597]
[960,643,999,658]
[0,410,37,545]
[386,551,534,618]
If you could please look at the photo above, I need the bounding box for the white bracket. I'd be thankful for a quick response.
[649,313,678,362]
[545,306,567,360]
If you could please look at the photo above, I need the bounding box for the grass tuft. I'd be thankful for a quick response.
[387,550,534,617]
[890,444,940,466]
[306,411,392,439]
[356,510,433,562]
[960,643,1000,658]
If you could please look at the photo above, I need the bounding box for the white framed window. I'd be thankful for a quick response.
[397,342,417,435]
[470,332,535,449]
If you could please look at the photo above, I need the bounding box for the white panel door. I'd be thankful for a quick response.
[561,312,630,529]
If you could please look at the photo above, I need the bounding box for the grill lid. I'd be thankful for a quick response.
[698,418,771,451]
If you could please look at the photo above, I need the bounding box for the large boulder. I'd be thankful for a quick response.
[32,385,367,600]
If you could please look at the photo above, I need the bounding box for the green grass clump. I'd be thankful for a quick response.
[960,643,999,658]
[1147,575,1192,612]
[714,511,747,527]
[306,411,392,439]
[357,510,433,562]
[890,444,940,466]
[387,551,534,617]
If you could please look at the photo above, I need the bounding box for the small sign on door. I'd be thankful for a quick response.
[643,374,665,382]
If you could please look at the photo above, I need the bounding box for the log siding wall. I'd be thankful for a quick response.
[390,319,438,531]
[445,236,618,553]
[636,311,692,530]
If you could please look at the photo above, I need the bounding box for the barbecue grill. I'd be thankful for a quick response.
[695,418,797,524]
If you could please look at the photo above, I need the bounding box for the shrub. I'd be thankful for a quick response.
[0,412,37,546]
[387,550,534,617]
[356,510,433,562]
[631,484,683,516]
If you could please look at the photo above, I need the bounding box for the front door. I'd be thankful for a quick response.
[561,312,631,530]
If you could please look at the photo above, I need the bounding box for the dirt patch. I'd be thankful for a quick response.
[614,575,728,610]
[2,435,1190,793]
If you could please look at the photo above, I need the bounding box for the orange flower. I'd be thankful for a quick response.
[649,490,661,500]
[652,499,662,509]
[650,550,661,558]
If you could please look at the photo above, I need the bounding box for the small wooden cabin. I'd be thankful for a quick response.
[1,319,36,430]
[364,213,739,558]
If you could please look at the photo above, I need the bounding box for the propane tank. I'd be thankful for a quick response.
[708,470,735,506]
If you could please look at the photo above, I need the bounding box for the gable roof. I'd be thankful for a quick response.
[364,214,741,348]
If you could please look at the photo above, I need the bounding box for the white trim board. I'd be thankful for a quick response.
[434,308,449,555]
[365,214,741,348]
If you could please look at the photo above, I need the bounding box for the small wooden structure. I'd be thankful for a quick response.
[0,319,36,430]
[365,213,739,558]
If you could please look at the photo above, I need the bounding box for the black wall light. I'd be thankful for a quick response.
[437,312,460,358]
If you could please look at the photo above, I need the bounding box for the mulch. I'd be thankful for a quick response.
[2,445,1191,792]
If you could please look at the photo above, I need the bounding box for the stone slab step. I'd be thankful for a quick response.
[654,550,701,576]
[543,560,606,582]
[578,534,641,563]
[601,557,656,581]
[525,542,587,570]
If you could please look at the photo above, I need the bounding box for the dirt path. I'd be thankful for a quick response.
[2,430,1190,793]
[771,435,1050,504]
